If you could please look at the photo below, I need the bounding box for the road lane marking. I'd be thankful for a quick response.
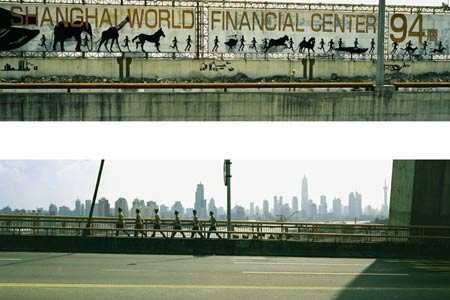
[231,257,268,260]
[243,271,409,276]
[233,262,366,266]
[0,283,448,291]
[0,258,22,261]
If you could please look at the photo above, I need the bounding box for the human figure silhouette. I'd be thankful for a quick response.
[287,37,294,52]
[122,35,131,52]
[170,211,186,238]
[328,39,335,52]
[115,208,130,237]
[134,209,146,237]
[82,34,91,51]
[369,38,375,54]
[151,208,166,238]
[391,41,399,55]
[354,38,359,48]
[338,38,343,49]
[422,40,428,55]
[262,38,268,51]
[250,37,258,52]
[212,36,219,52]
[238,35,245,51]
[39,34,47,50]
[207,211,222,239]
[170,37,179,52]
[319,38,325,52]
[185,35,192,51]
[190,210,204,238]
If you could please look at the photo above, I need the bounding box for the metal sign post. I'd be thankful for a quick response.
[224,159,232,239]
[376,0,386,87]
[83,159,105,236]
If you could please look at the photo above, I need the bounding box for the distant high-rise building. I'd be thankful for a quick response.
[332,198,342,217]
[301,176,309,216]
[263,199,270,219]
[272,196,278,216]
[292,196,299,212]
[281,203,290,217]
[75,199,82,216]
[85,200,92,216]
[159,204,170,218]
[249,202,255,218]
[217,206,226,219]
[49,204,58,216]
[195,183,207,218]
[115,197,129,216]
[348,192,362,219]
[382,180,389,217]
[310,202,317,219]
[255,205,260,218]
[208,198,217,216]
[97,198,111,217]
[131,198,145,217]
[319,195,327,216]
[144,201,158,217]
[171,201,184,216]
[232,205,246,219]
[58,205,71,216]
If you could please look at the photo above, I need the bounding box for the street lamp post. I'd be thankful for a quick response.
[376,0,386,87]
[224,159,232,239]
[84,159,105,236]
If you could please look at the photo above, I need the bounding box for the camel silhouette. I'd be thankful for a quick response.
[132,28,165,52]
[97,16,129,52]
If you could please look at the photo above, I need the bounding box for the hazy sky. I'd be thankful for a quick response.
[0,160,392,211]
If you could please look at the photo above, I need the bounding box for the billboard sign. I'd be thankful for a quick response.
[0,3,196,52]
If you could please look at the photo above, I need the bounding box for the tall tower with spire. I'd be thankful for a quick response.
[382,179,389,217]
[301,175,309,216]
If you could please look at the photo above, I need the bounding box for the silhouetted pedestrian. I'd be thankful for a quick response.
[212,36,219,52]
[185,35,192,51]
[190,210,204,238]
[116,208,130,237]
[151,208,166,238]
[171,37,179,52]
[238,35,245,51]
[207,211,222,239]
[135,209,146,237]
[170,211,186,238]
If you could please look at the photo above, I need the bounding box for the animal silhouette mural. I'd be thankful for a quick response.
[0,7,39,51]
[53,21,92,52]
[132,28,165,52]
[265,35,289,52]
[97,16,129,52]
[224,37,238,51]
[299,37,316,54]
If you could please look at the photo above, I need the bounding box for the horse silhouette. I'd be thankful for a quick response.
[401,45,418,60]
[97,17,129,52]
[432,46,446,54]
[299,37,316,54]
[265,35,289,52]
[224,38,238,51]
[132,28,165,52]
[53,21,92,52]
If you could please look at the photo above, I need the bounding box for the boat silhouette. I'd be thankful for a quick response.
[0,7,40,51]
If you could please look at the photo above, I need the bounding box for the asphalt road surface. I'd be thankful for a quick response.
[0,252,449,300]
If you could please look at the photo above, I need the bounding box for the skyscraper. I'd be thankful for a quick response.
[263,199,269,219]
[292,196,299,212]
[382,180,389,217]
[85,200,92,216]
[208,198,217,216]
[249,202,255,218]
[195,183,207,218]
[75,199,82,216]
[97,198,111,217]
[49,204,57,216]
[319,195,327,216]
[332,198,342,217]
[348,192,362,219]
[273,196,278,216]
[301,176,309,216]
[115,197,129,216]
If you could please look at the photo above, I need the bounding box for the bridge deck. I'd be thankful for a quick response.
[0,252,449,300]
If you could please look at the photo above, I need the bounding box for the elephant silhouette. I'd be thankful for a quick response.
[53,21,92,52]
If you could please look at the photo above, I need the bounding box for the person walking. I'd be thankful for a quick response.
[151,208,166,238]
[190,210,204,238]
[134,209,146,237]
[116,207,130,237]
[207,211,222,239]
[170,211,186,238]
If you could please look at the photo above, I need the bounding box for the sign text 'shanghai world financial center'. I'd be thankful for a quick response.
[0,2,449,55]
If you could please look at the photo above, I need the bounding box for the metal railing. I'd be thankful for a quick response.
[1,214,450,244]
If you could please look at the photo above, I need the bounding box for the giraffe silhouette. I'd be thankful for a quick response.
[97,16,129,52]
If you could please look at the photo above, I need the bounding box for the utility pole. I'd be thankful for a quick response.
[376,0,386,87]
[224,159,232,239]
[83,159,105,236]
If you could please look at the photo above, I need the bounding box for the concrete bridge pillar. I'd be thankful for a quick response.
[390,160,450,226]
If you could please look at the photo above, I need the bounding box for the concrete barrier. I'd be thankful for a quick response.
[1,57,449,81]
[1,235,449,258]
[1,89,450,121]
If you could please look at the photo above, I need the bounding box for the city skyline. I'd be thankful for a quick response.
[0,160,392,211]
